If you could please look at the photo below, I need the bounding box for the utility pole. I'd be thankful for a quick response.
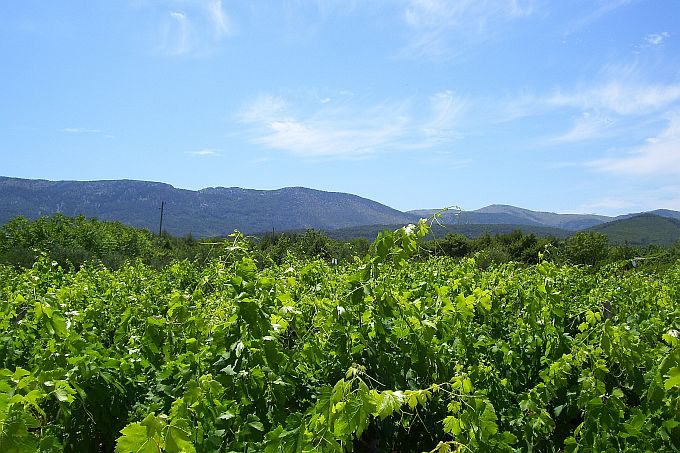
[158,201,165,236]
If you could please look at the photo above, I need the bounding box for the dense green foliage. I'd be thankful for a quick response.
[2,215,679,272]
[589,214,680,247]
[326,223,571,243]
[0,215,220,269]
[1,219,679,452]
[0,216,370,270]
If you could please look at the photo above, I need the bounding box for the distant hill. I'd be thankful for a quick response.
[588,213,680,246]
[410,205,611,231]
[2,176,679,241]
[0,177,416,237]
[325,223,571,242]
[615,209,680,222]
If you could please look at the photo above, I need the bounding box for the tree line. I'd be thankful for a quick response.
[1,214,678,271]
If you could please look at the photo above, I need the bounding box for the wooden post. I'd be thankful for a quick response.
[159,201,165,236]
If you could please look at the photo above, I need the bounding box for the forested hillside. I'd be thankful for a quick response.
[588,214,680,246]
[0,177,415,237]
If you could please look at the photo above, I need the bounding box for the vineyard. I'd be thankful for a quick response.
[1,221,679,452]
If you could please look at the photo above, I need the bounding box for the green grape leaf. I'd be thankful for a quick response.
[114,422,162,453]
[0,409,38,453]
[664,367,680,390]
[374,390,402,419]
[443,416,462,435]
[53,381,75,403]
[165,420,195,453]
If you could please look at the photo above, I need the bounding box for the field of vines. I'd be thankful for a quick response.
[1,222,679,452]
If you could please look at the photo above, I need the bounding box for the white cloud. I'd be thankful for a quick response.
[588,113,680,176]
[564,0,633,36]
[552,111,614,143]
[645,31,670,46]
[491,68,680,136]
[251,156,272,164]
[255,118,407,158]
[579,197,635,212]
[580,184,680,215]
[492,81,680,127]
[239,94,287,123]
[207,0,230,37]
[422,90,466,141]
[189,148,222,156]
[61,127,101,133]
[166,11,190,55]
[61,127,114,139]
[238,90,466,158]
[404,0,532,28]
[159,1,232,56]
[401,0,536,60]
[547,82,680,116]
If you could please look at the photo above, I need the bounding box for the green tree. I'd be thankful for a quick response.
[564,231,609,266]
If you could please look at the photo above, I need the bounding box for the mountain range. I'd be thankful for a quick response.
[0,177,413,237]
[1,177,679,244]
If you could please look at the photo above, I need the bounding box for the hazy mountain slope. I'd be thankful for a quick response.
[326,223,571,242]
[472,204,612,230]
[615,209,680,222]
[410,205,611,230]
[0,177,416,237]
[651,209,680,220]
[588,213,680,246]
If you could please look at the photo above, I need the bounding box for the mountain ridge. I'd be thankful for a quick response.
[588,213,680,246]
[0,176,416,237]
[409,204,612,231]
[2,176,679,239]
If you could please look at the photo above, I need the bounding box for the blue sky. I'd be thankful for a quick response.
[1,1,679,215]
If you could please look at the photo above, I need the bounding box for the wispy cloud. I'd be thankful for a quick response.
[62,127,101,133]
[165,11,191,55]
[579,197,636,212]
[547,81,680,116]
[551,111,615,143]
[422,90,466,142]
[400,0,536,60]
[492,78,680,128]
[166,11,190,55]
[645,31,670,46]
[189,148,222,157]
[404,0,534,29]
[207,0,230,37]
[240,94,287,124]
[251,156,272,164]
[248,112,409,159]
[238,91,466,159]
[492,61,680,145]
[159,0,232,56]
[579,184,680,214]
[588,113,680,176]
[61,127,114,139]
[564,0,634,36]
